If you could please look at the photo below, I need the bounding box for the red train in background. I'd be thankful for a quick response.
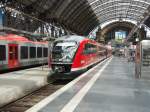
[50,35,112,79]
[0,33,48,71]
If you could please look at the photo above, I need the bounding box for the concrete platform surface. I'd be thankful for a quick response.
[27,57,150,112]
[0,66,49,107]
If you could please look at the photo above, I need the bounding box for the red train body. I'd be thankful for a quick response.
[0,34,48,71]
[50,35,111,79]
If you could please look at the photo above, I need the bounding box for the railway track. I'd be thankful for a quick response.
[0,79,71,112]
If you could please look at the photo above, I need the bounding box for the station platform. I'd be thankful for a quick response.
[27,57,150,112]
[0,66,49,107]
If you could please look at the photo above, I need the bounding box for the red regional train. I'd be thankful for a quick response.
[0,33,48,71]
[50,35,111,79]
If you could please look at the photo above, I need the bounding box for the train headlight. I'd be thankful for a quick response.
[54,66,64,72]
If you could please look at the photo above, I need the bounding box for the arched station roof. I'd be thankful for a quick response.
[12,0,99,35]
[101,21,134,36]
[88,0,150,24]
[3,0,150,35]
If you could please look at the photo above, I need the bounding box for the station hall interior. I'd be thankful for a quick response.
[0,0,150,112]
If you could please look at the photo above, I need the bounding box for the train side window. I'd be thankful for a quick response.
[0,45,6,61]
[43,48,48,57]
[83,44,97,54]
[37,47,42,58]
[21,46,28,59]
[30,47,36,58]
[90,44,97,54]
[83,44,89,54]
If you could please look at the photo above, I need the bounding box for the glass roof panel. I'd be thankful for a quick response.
[94,4,146,14]
[99,16,140,25]
[87,0,150,24]
[98,13,141,20]
[96,7,145,16]
[100,18,137,28]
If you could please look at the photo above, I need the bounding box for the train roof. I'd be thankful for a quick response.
[0,34,30,41]
[54,35,106,47]
[0,34,48,44]
[55,35,86,43]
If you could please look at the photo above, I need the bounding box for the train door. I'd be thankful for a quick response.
[8,44,19,68]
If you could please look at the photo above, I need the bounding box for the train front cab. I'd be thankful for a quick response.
[51,40,79,79]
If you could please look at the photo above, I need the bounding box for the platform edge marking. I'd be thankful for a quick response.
[26,57,112,112]
[60,57,112,112]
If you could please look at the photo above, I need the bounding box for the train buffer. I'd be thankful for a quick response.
[26,57,150,112]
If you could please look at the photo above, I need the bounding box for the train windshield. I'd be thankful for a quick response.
[52,41,78,63]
